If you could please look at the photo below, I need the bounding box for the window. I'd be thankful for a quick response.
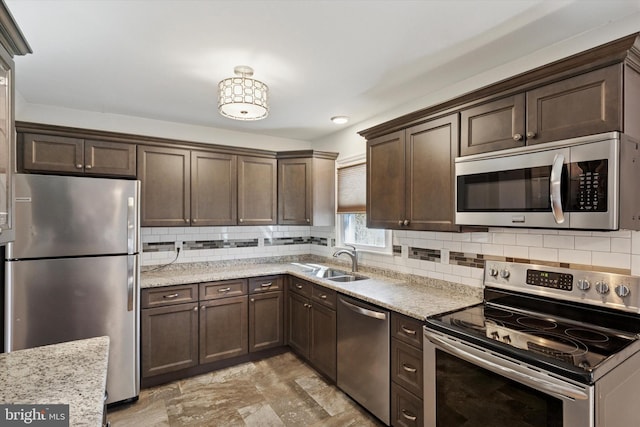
[336,159,392,254]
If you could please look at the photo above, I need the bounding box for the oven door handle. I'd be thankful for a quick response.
[550,153,565,224]
[426,333,589,401]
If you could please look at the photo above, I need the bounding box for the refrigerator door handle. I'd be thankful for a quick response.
[127,255,136,312]
[127,196,136,255]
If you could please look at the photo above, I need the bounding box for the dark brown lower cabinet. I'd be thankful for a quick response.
[141,277,285,385]
[391,312,424,427]
[200,295,248,364]
[391,382,424,427]
[249,291,284,352]
[286,278,337,382]
[309,301,337,381]
[141,302,199,378]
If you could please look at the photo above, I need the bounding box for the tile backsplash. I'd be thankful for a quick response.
[142,226,640,288]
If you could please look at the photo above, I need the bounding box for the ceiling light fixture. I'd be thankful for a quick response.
[218,65,269,121]
[331,116,349,124]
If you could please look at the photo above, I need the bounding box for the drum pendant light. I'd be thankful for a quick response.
[218,65,269,121]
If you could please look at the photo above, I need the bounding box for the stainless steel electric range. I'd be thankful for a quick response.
[423,261,640,427]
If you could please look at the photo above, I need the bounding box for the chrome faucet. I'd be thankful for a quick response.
[333,244,358,272]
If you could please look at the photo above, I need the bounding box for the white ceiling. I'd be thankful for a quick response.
[6,0,640,142]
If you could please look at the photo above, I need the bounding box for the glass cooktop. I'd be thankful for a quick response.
[427,300,640,383]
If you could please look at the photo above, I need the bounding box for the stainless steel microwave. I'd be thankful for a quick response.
[455,132,640,230]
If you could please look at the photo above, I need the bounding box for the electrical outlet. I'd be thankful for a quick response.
[175,241,183,252]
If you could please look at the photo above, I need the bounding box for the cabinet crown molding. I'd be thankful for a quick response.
[359,32,640,140]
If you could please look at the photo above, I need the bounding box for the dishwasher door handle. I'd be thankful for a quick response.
[339,298,387,320]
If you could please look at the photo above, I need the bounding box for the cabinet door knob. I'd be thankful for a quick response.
[306,218,310,223]
[200,305,206,310]
[239,218,244,223]
[403,219,409,226]
[192,219,197,223]
[76,164,83,169]
[193,306,198,312]
[513,133,523,141]
[250,298,255,302]
[296,284,303,289]
[526,131,537,139]
[85,164,93,169]
[320,294,327,299]
[398,220,403,226]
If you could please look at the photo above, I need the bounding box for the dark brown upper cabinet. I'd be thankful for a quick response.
[460,65,622,155]
[22,133,136,177]
[277,151,337,226]
[191,150,237,226]
[137,145,191,227]
[138,146,277,227]
[238,155,277,225]
[367,114,460,232]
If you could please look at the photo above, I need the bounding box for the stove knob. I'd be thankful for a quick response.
[491,331,499,339]
[502,335,511,344]
[577,279,591,291]
[615,284,631,298]
[595,281,610,295]
[489,267,499,277]
[500,269,510,279]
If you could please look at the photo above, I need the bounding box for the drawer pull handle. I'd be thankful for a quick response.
[401,409,417,421]
[218,287,231,293]
[402,363,417,373]
[260,282,273,288]
[401,326,417,335]
[163,293,179,299]
[296,284,303,289]
[320,295,327,299]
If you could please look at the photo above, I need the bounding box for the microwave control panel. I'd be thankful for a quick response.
[569,160,607,212]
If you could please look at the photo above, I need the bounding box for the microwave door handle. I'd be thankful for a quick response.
[550,154,565,224]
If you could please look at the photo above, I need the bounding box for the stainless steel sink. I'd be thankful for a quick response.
[297,264,368,282]
[328,274,368,282]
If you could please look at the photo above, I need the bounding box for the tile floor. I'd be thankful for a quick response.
[108,352,384,426]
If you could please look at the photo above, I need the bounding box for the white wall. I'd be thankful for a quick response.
[15,102,311,152]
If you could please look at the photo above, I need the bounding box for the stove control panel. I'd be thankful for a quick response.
[526,270,573,291]
[484,261,640,314]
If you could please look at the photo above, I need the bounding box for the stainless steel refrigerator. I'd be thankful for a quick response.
[4,173,140,405]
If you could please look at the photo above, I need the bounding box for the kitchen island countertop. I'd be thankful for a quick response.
[0,336,109,427]
[142,262,483,320]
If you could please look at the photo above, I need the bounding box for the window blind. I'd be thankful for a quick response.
[337,162,366,213]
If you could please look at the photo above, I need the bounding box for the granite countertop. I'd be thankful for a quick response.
[0,336,110,427]
[142,262,483,320]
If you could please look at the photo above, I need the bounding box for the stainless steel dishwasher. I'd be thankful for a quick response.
[337,295,390,425]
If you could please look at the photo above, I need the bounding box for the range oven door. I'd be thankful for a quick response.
[455,132,619,230]
[423,329,594,427]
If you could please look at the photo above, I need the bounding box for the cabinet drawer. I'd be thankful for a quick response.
[311,284,336,309]
[391,312,423,348]
[391,338,423,398]
[200,279,247,300]
[289,278,313,298]
[249,275,283,293]
[391,382,423,427]
[141,284,198,308]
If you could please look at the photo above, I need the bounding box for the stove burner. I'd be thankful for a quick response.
[484,307,513,319]
[526,331,588,359]
[451,318,484,332]
[565,328,610,343]
[516,316,558,330]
